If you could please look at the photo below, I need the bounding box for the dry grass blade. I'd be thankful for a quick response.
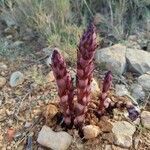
[14,116,43,148]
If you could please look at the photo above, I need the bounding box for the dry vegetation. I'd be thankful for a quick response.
[0,0,149,60]
[0,0,150,150]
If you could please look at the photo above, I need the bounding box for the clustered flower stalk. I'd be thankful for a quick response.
[98,71,113,116]
[74,23,97,127]
[98,71,140,121]
[50,23,139,130]
[51,49,74,126]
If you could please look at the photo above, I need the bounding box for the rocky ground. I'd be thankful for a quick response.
[0,22,150,150]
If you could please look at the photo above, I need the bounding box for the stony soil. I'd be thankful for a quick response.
[0,56,150,150]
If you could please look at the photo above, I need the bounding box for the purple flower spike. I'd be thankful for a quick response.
[98,71,112,115]
[51,48,74,126]
[102,71,112,93]
[74,23,97,127]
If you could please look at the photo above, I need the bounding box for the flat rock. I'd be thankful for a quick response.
[0,76,6,88]
[138,72,150,90]
[95,44,126,75]
[112,121,136,148]
[82,125,101,139]
[141,111,150,129]
[9,71,24,87]
[130,83,145,101]
[37,125,72,150]
[126,48,150,74]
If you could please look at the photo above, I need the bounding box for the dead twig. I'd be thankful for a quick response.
[20,55,49,70]
[13,91,31,118]
[14,115,43,148]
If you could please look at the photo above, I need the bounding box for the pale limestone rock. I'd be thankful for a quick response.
[95,44,126,75]
[9,71,24,87]
[138,72,150,90]
[82,125,101,139]
[115,84,129,96]
[126,48,150,74]
[37,126,72,150]
[112,121,136,148]
[141,111,150,129]
[0,76,6,88]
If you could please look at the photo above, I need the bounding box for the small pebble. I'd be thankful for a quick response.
[24,122,32,128]
[82,125,101,139]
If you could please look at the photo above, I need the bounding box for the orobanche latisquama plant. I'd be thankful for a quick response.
[51,23,139,130]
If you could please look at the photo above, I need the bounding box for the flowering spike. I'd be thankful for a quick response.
[98,71,139,121]
[51,48,74,126]
[102,71,112,93]
[98,71,112,115]
[49,25,139,131]
[74,23,97,127]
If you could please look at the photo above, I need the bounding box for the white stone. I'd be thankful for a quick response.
[141,111,150,129]
[0,76,6,88]
[126,48,150,74]
[115,84,129,96]
[46,55,52,66]
[82,125,101,139]
[37,125,72,150]
[24,122,32,128]
[138,72,150,90]
[112,121,136,148]
[42,47,53,56]
[9,71,24,87]
[95,44,126,75]
[104,144,112,150]
[0,63,8,71]
[11,41,24,48]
